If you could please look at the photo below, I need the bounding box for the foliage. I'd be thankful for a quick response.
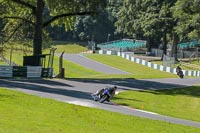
[74,12,115,43]
[0,0,107,58]
[1,0,200,61]
[115,0,177,49]
[172,0,200,40]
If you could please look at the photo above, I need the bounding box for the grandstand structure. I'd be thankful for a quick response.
[177,40,200,49]
[177,40,200,59]
[97,39,147,51]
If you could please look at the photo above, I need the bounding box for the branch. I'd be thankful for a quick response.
[43,11,98,28]
[4,23,24,43]
[2,16,34,25]
[11,0,36,13]
[3,14,33,43]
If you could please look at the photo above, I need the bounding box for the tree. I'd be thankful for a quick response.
[0,0,106,64]
[115,0,178,58]
[114,0,140,38]
[115,0,167,52]
[172,0,200,40]
[74,11,115,43]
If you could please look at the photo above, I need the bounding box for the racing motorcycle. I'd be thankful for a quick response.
[91,88,112,103]
[176,66,184,79]
[177,70,184,79]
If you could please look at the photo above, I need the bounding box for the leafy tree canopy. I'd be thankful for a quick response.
[172,0,200,40]
[0,0,106,56]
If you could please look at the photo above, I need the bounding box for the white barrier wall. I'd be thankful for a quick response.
[96,50,200,77]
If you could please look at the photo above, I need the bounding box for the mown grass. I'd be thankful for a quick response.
[0,88,199,133]
[112,85,200,122]
[53,56,102,78]
[84,54,177,79]
[4,50,25,66]
[0,60,8,65]
[51,44,88,53]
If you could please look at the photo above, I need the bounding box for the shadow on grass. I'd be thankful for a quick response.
[112,97,144,103]
[0,94,19,101]
[152,86,200,97]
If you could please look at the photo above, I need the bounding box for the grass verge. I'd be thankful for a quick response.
[84,54,177,79]
[0,88,199,133]
[112,85,200,122]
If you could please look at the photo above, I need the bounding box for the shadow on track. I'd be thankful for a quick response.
[66,78,186,90]
[0,78,199,101]
[0,79,92,100]
[66,78,200,98]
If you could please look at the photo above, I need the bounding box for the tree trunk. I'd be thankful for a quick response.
[171,32,179,61]
[161,31,167,60]
[147,36,153,52]
[33,0,44,56]
[162,32,167,55]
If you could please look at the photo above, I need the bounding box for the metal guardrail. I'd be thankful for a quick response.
[0,66,53,78]
[42,68,53,78]
[27,66,42,77]
[0,66,12,77]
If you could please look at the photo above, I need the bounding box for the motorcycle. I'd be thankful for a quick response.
[177,70,184,79]
[176,66,184,79]
[91,88,112,103]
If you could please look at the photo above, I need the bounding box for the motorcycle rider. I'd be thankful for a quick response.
[92,86,117,101]
[176,64,182,75]
[176,64,184,78]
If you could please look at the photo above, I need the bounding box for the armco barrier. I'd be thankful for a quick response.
[42,68,53,78]
[96,50,200,77]
[0,66,12,77]
[13,66,27,77]
[0,66,53,78]
[27,66,42,78]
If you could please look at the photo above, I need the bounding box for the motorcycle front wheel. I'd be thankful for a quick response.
[99,95,109,103]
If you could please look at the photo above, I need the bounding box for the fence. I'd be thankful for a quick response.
[0,66,53,78]
[96,50,200,77]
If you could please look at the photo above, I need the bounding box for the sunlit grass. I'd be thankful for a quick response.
[51,44,88,53]
[113,85,200,122]
[52,56,102,78]
[85,54,177,79]
[0,88,199,132]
